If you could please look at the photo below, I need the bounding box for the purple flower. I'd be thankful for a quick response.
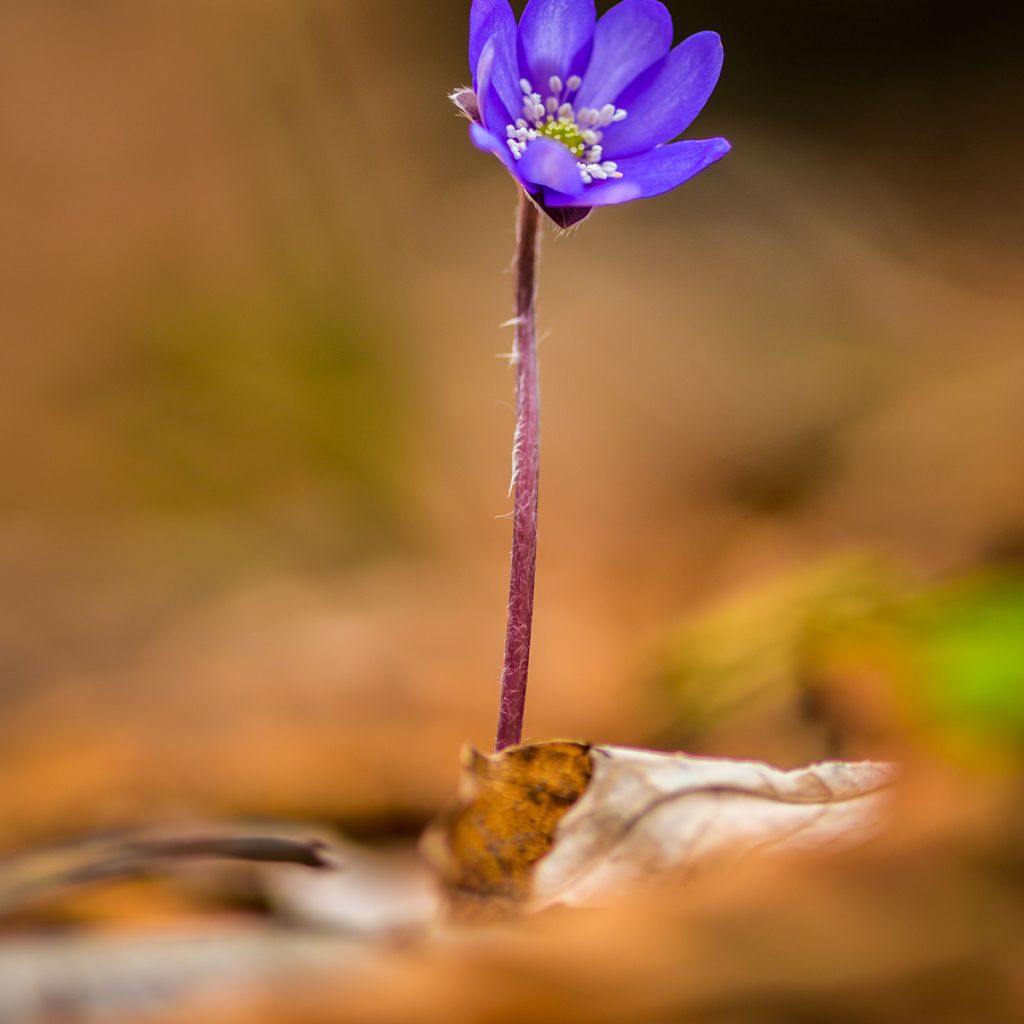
[459,0,730,226]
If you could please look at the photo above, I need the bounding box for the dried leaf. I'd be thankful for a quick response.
[264,842,438,936]
[533,746,897,908]
[424,742,896,914]
[421,742,593,918]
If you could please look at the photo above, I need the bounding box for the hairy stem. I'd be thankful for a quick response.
[496,191,541,751]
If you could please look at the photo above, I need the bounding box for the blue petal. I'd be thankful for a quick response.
[517,137,586,196]
[574,0,673,111]
[469,123,517,174]
[518,0,596,89]
[600,31,724,159]
[470,0,516,80]
[543,137,730,207]
[476,37,515,133]
[471,2,521,124]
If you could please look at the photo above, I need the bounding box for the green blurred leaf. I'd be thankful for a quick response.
[914,577,1024,742]
[657,553,907,746]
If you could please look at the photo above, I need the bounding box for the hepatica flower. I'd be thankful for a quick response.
[456,1,732,751]
[460,0,730,223]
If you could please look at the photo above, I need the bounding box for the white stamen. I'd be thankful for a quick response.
[503,90,630,188]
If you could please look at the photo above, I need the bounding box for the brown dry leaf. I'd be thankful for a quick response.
[421,742,593,918]
[424,741,896,914]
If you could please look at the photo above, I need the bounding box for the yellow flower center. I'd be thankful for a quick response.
[538,119,586,158]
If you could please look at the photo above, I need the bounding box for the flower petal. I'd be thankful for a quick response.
[476,38,515,133]
[469,123,517,174]
[517,0,596,89]
[470,0,516,81]
[543,137,730,207]
[574,0,673,111]
[517,137,586,196]
[600,31,724,159]
[470,1,521,122]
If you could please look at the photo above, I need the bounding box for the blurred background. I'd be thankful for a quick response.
[1,0,1023,1017]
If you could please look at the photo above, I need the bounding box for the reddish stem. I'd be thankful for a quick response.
[495,191,541,751]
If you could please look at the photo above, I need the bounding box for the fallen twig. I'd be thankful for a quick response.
[0,828,336,914]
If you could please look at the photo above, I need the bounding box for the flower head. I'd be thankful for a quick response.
[459,0,730,225]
